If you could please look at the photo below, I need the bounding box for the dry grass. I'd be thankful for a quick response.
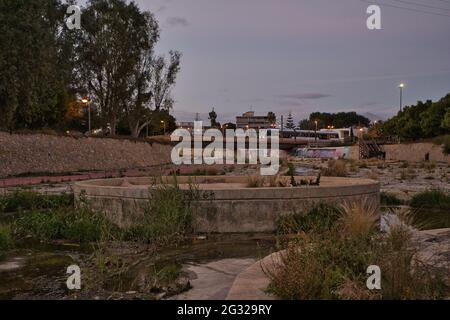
[339,199,379,239]
[322,160,348,177]
[266,200,448,300]
[246,176,265,188]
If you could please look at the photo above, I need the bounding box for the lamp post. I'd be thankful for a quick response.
[314,120,318,142]
[81,97,91,134]
[161,120,166,135]
[399,83,405,112]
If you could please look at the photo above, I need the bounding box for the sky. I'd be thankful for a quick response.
[81,0,450,123]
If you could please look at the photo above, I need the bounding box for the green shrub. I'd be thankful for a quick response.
[0,191,73,213]
[277,204,342,235]
[285,162,296,177]
[267,202,448,300]
[0,224,12,257]
[13,207,117,243]
[380,192,404,206]
[124,178,202,244]
[410,190,450,210]
[432,135,450,155]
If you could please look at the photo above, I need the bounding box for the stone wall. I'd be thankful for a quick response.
[0,132,172,177]
[348,142,449,162]
[383,143,449,163]
[74,176,380,233]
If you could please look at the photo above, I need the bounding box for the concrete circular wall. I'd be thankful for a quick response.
[73,176,380,233]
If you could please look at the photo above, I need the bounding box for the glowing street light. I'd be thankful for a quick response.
[81,97,91,133]
[314,120,318,142]
[399,83,405,112]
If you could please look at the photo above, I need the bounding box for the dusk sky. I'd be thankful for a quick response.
[85,0,450,123]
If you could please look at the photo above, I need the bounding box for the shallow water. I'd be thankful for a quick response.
[0,234,275,300]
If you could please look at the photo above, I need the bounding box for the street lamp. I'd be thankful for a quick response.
[81,97,91,134]
[399,83,405,112]
[161,120,166,135]
[314,120,318,142]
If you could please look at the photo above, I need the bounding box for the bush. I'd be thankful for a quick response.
[432,135,450,155]
[0,224,12,257]
[410,190,450,210]
[322,160,348,177]
[246,176,265,188]
[0,191,73,213]
[277,204,341,235]
[124,178,202,244]
[380,192,404,206]
[266,201,448,300]
[13,207,117,243]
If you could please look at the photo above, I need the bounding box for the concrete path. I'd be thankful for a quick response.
[174,258,256,300]
[226,252,280,300]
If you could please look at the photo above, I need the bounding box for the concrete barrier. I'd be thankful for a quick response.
[74,176,380,233]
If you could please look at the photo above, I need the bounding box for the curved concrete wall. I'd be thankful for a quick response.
[74,176,380,233]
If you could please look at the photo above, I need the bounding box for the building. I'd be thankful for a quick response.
[236,111,274,130]
[176,122,195,131]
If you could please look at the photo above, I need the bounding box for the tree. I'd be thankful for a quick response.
[381,94,450,140]
[285,112,295,130]
[0,0,72,130]
[307,112,370,129]
[442,109,450,130]
[77,0,181,137]
[298,119,315,130]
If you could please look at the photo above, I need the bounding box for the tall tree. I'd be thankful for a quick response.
[285,112,295,130]
[77,0,181,137]
[0,0,71,130]
[126,51,181,137]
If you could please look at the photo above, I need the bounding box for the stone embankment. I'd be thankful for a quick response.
[0,132,172,178]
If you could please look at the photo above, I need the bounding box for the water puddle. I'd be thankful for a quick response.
[0,234,275,299]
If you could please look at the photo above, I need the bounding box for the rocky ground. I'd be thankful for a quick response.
[289,158,449,201]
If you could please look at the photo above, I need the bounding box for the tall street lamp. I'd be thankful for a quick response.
[81,97,91,134]
[161,120,166,135]
[314,120,318,142]
[399,83,405,112]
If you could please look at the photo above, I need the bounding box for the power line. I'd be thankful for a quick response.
[358,0,450,18]
[390,0,450,12]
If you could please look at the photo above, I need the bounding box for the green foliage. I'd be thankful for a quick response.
[299,112,370,130]
[277,204,342,235]
[124,178,202,244]
[268,202,448,300]
[0,191,73,213]
[410,190,450,211]
[0,224,12,257]
[285,162,296,177]
[0,0,73,130]
[433,135,450,155]
[78,0,181,137]
[380,192,404,206]
[382,94,450,140]
[285,112,295,130]
[13,207,117,243]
